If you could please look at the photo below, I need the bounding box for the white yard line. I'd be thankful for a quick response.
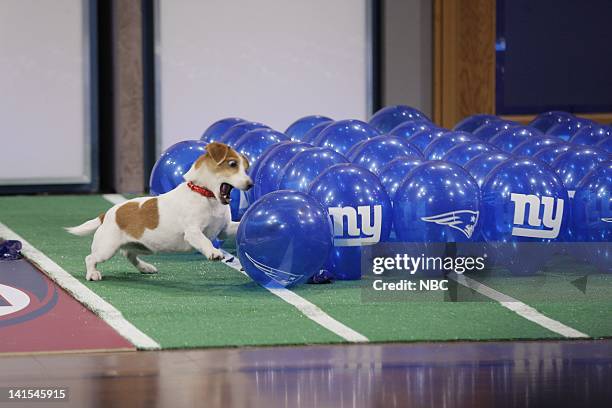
[0,222,160,350]
[449,273,589,338]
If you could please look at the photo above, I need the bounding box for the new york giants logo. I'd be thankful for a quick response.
[328,205,382,246]
[510,193,564,239]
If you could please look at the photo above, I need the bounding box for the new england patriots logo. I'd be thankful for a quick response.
[421,210,479,238]
[244,252,302,287]
[602,217,612,223]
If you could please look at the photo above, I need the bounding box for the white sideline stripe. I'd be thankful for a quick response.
[104,194,369,343]
[0,222,161,350]
[449,273,589,338]
[221,250,369,343]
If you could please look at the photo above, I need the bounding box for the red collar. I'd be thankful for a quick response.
[187,181,216,198]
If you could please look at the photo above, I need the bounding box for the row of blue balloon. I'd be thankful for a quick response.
[149,106,611,286]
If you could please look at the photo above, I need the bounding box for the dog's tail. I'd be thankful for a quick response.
[65,215,104,236]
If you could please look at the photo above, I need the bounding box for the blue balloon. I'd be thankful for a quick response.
[394,161,481,242]
[347,135,423,175]
[149,140,207,195]
[253,141,313,200]
[532,143,572,165]
[285,115,333,141]
[551,147,608,193]
[453,114,498,133]
[369,105,429,134]
[442,142,497,166]
[200,117,245,143]
[378,157,424,199]
[313,119,380,155]
[218,121,269,146]
[596,136,612,153]
[423,131,474,160]
[237,191,333,287]
[277,147,348,192]
[233,128,289,165]
[569,126,608,146]
[464,152,511,187]
[405,128,447,152]
[301,120,333,143]
[572,162,612,273]
[512,136,563,156]
[490,126,543,153]
[389,119,437,140]
[308,164,392,280]
[472,120,517,141]
[530,111,574,133]
[545,120,582,141]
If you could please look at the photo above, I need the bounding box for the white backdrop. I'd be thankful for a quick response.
[0,0,91,186]
[156,0,372,152]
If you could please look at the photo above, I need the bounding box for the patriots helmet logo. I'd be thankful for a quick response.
[244,252,303,287]
[602,217,612,223]
[421,210,480,238]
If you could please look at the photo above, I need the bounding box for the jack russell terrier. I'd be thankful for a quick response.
[67,142,252,281]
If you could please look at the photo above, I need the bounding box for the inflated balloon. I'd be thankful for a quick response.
[572,161,612,272]
[378,157,423,198]
[389,119,437,140]
[441,141,497,166]
[394,161,481,242]
[545,121,582,141]
[233,128,289,165]
[218,121,269,146]
[464,152,511,187]
[569,126,608,146]
[453,114,498,133]
[532,144,572,165]
[277,147,348,192]
[405,128,447,153]
[301,120,333,143]
[551,147,608,194]
[201,117,245,143]
[423,131,474,160]
[236,191,333,287]
[481,157,569,274]
[512,136,563,156]
[530,111,575,133]
[347,135,423,175]
[490,126,543,153]
[596,136,612,153]
[285,115,333,141]
[472,120,517,141]
[253,141,313,200]
[308,164,392,280]
[149,140,207,195]
[368,105,429,134]
[313,119,380,155]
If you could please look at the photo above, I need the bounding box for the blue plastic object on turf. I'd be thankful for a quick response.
[346,135,423,175]
[464,152,511,187]
[0,240,22,261]
[236,191,333,288]
[368,105,428,134]
[551,147,608,194]
[453,114,498,133]
[308,164,392,280]
[530,111,575,133]
[389,120,437,140]
[405,128,447,153]
[441,142,497,166]
[532,144,572,165]
[301,120,333,143]
[596,136,612,153]
[569,126,609,146]
[277,147,348,192]
[313,119,380,155]
[285,115,333,141]
[378,157,423,199]
[490,126,542,153]
[149,140,208,195]
[253,141,313,200]
[472,120,516,141]
[423,131,474,160]
[218,121,269,146]
[201,117,245,143]
[512,136,563,157]
[233,128,289,165]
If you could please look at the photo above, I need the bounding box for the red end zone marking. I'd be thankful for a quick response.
[0,259,134,354]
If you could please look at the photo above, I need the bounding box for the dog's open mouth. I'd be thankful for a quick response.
[219,183,233,205]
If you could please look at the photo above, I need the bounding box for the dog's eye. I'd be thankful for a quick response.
[228,160,238,168]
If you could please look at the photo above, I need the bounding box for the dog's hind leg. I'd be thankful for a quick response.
[122,250,158,274]
[85,229,121,281]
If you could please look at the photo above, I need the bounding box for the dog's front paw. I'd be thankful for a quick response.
[86,270,102,281]
[206,248,224,261]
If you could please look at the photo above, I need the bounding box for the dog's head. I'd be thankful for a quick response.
[183,142,252,205]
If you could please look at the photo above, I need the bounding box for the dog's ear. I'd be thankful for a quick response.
[206,142,229,165]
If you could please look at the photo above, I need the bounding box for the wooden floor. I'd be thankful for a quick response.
[1,339,611,408]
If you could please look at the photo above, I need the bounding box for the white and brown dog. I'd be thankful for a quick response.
[67,142,252,281]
